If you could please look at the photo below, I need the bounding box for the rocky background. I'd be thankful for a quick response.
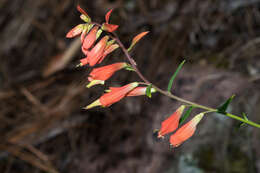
[0,0,260,173]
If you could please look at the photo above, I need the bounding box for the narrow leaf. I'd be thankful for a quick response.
[242,112,248,121]
[128,31,149,51]
[145,84,153,98]
[179,106,193,125]
[238,112,249,128]
[217,95,235,114]
[167,60,186,92]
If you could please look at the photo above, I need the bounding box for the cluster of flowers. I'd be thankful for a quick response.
[157,106,204,147]
[66,6,152,109]
[66,6,205,148]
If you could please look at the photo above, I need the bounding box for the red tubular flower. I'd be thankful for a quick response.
[87,62,128,88]
[101,9,119,32]
[158,105,185,138]
[66,24,84,38]
[102,23,119,33]
[81,26,99,53]
[77,5,91,22]
[84,82,139,109]
[97,43,119,64]
[126,87,156,96]
[80,36,109,66]
[169,113,204,147]
[128,31,149,51]
[66,6,92,39]
[105,9,113,23]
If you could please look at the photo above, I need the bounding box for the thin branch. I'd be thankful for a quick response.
[90,21,260,128]
[111,32,260,129]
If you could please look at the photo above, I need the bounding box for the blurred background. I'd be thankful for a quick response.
[0,0,260,172]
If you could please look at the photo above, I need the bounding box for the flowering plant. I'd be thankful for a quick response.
[66,5,260,149]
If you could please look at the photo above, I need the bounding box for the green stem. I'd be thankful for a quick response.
[111,31,260,129]
[225,112,260,128]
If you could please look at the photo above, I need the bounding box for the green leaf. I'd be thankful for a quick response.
[167,60,186,92]
[238,112,249,128]
[217,95,235,114]
[242,112,248,120]
[179,106,193,125]
[145,84,153,98]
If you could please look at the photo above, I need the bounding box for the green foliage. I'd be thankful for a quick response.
[217,95,235,114]
[238,112,249,128]
[167,60,186,92]
[145,84,153,98]
[179,106,193,125]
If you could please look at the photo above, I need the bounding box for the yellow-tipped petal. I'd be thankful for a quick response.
[84,99,101,109]
[76,63,83,68]
[80,14,91,23]
[105,89,111,93]
[192,113,205,125]
[96,29,103,39]
[151,88,157,93]
[86,80,104,88]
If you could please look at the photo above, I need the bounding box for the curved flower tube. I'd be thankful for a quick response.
[101,9,119,32]
[98,43,119,64]
[66,24,84,38]
[169,113,204,147]
[80,36,109,66]
[87,62,128,88]
[158,105,185,138]
[81,26,99,53]
[84,82,139,109]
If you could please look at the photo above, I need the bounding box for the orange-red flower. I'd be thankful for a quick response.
[66,5,92,39]
[77,5,91,22]
[87,62,128,88]
[169,113,204,147]
[80,36,109,66]
[81,26,99,54]
[128,31,149,51]
[102,23,119,33]
[66,24,84,38]
[158,105,185,138]
[102,9,119,32]
[97,43,119,64]
[84,82,139,109]
[126,87,156,96]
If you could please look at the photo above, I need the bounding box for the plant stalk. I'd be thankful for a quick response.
[112,32,260,129]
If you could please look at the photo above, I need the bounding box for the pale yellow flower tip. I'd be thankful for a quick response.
[179,105,186,112]
[150,88,157,93]
[131,82,139,87]
[86,80,104,88]
[192,113,205,125]
[76,63,83,68]
[104,89,111,93]
[84,99,101,109]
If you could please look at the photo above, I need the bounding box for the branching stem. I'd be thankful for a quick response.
[111,32,260,129]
